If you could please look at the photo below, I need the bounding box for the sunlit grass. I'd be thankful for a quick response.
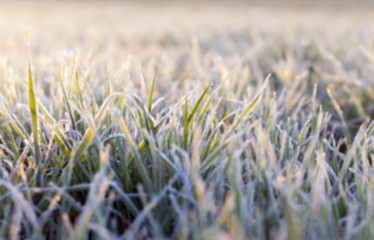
[1,2,374,239]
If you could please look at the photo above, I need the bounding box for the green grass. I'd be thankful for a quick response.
[1,3,374,239]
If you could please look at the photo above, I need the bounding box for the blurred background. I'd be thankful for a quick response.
[0,0,373,86]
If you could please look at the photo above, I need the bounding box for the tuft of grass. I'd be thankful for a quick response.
[2,3,374,239]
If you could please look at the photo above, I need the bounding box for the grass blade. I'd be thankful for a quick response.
[28,63,41,186]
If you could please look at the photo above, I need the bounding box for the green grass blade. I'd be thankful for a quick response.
[28,63,41,186]
[147,54,161,112]
[187,85,210,124]
[58,66,77,130]
[119,118,153,192]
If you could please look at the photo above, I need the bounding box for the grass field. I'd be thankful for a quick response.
[1,2,374,239]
